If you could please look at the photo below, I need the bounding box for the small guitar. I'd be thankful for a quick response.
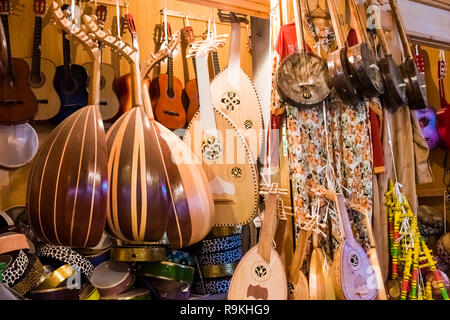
[229,184,288,300]
[437,51,450,150]
[23,0,60,121]
[52,3,89,124]
[83,5,119,121]
[153,23,186,130]
[0,0,38,124]
[181,20,199,125]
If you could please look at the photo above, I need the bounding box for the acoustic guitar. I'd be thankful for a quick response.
[184,34,258,227]
[181,20,199,125]
[153,23,186,130]
[0,0,37,124]
[212,11,263,161]
[84,15,215,248]
[228,184,288,300]
[23,0,60,121]
[52,3,89,124]
[83,4,119,121]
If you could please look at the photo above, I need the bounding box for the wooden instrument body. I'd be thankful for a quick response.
[84,62,119,121]
[210,67,264,160]
[183,79,199,125]
[154,73,186,129]
[23,57,60,121]
[288,230,311,300]
[378,55,407,111]
[228,245,287,300]
[0,58,38,124]
[116,73,150,116]
[52,63,89,123]
[309,246,326,300]
[400,58,428,110]
[185,108,258,227]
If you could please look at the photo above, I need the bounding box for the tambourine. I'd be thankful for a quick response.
[26,286,80,300]
[110,246,166,263]
[2,250,29,287]
[12,254,43,296]
[193,277,231,295]
[101,288,151,300]
[89,261,135,297]
[137,261,195,285]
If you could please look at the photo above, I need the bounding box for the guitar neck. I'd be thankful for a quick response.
[153,41,162,78]
[62,31,72,77]
[195,55,217,132]
[181,42,190,83]
[31,16,43,76]
[192,55,197,78]
[167,54,174,95]
[228,21,241,83]
[1,14,13,76]
[212,51,220,76]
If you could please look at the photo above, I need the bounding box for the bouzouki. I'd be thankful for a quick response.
[229,183,288,300]
[184,34,259,227]
[23,0,60,121]
[437,50,450,149]
[388,0,427,110]
[153,22,186,130]
[0,0,38,124]
[212,11,264,161]
[52,3,89,124]
[83,4,119,121]
[28,1,107,248]
[84,15,215,248]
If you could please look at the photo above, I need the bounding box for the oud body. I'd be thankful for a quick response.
[153,73,186,129]
[183,79,199,124]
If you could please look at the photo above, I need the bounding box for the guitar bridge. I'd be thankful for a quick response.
[37,100,49,104]
[163,110,180,117]
[0,100,24,105]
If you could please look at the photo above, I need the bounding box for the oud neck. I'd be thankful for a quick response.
[131,53,143,108]
[31,16,43,76]
[1,14,13,76]
[228,21,241,86]
[257,192,278,263]
[335,194,354,243]
[167,53,174,96]
[212,51,220,76]
[88,57,101,106]
[195,54,216,133]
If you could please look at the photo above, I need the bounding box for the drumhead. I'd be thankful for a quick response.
[0,123,38,169]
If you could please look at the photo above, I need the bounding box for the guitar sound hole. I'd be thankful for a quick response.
[29,72,45,88]
[61,79,78,95]
[163,110,180,117]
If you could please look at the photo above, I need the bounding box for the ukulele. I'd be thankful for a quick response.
[0,0,38,124]
[228,183,288,300]
[28,1,107,248]
[23,0,60,121]
[153,23,186,130]
[52,3,89,124]
[181,19,199,124]
[212,11,264,161]
[83,4,119,121]
[84,15,215,248]
[184,34,258,227]
[437,51,450,150]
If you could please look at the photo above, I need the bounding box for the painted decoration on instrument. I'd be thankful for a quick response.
[416,107,439,150]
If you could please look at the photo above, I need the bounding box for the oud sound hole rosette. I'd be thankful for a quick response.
[221,91,240,112]
[348,252,360,271]
[201,137,222,162]
[251,261,270,282]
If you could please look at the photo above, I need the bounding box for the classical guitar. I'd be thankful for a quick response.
[153,23,187,130]
[184,35,258,227]
[84,15,214,248]
[229,184,288,300]
[212,11,264,161]
[23,0,60,121]
[181,20,199,125]
[0,0,37,124]
[437,51,450,150]
[28,1,107,248]
[52,3,89,124]
[83,4,119,121]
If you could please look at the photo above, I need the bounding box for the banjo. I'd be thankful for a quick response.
[277,0,330,108]
[28,1,108,248]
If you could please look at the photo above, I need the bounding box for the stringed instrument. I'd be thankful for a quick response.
[388,0,427,110]
[110,0,126,99]
[288,229,311,300]
[52,3,89,124]
[181,18,199,125]
[23,0,60,121]
[0,18,5,75]
[229,184,287,300]
[184,33,258,227]
[83,4,119,121]
[211,11,263,161]
[153,22,186,130]
[437,50,450,150]
[438,50,450,110]
[327,0,363,106]
[309,232,335,300]
[84,15,215,248]
[0,0,37,124]
[28,1,107,248]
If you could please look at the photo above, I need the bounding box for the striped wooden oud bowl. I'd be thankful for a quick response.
[28,105,108,247]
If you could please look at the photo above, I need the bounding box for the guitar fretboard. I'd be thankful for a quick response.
[1,14,13,77]
[62,31,73,80]
[31,16,43,76]
[212,51,220,76]
[167,54,174,97]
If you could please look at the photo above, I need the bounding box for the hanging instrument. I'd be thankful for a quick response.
[28,1,108,248]
[288,229,311,300]
[437,50,450,150]
[228,184,288,300]
[211,10,264,161]
[23,0,60,121]
[184,31,259,227]
[346,0,384,98]
[276,0,330,108]
[388,0,427,110]
[327,0,363,106]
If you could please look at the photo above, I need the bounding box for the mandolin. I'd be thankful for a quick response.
[228,184,288,300]
[184,33,258,227]
[23,0,60,121]
[0,0,37,124]
[52,3,89,124]
[28,1,107,248]
[83,4,119,121]
[153,23,187,130]
[212,11,263,161]
[84,15,214,248]
[181,20,199,125]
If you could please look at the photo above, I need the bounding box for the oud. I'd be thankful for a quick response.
[0,0,37,124]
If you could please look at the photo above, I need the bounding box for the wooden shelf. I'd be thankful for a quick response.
[177,0,270,19]
[416,188,446,198]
